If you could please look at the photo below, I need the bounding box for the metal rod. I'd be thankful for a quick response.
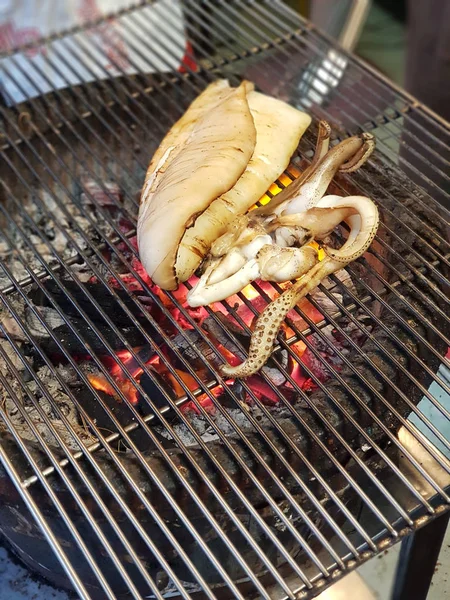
[2,48,446,510]
[1,47,444,506]
[277,0,450,143]
[0,99,342,592]
[0,163,289,598]
[0,2,448,597]
[0,126,303,595]
[211,0,450,229]
[212,0,450,215]
[0,408,117,599]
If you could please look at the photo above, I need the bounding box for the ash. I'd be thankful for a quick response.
[0,178,130,451]
[0,337,96,452]
[155,405,263,448]
[0,185,118,290]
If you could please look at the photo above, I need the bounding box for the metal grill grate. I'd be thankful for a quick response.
[0,1,449,599]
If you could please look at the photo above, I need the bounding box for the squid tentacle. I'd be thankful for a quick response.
[316,195,379,262]
[314,120,332,161]
[254,120,332,218]
[337,133,375,173]
[184,119,379,378]
[281,133,375,216]
[220,257,340,378]
[220,196,379,379]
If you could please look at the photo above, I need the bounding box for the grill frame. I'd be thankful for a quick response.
[0,1,449,599]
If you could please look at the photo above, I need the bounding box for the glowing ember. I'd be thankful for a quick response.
[289,360,314,391]
[257,171,299,207]
[241,284,260,301]
[86,163,337,417]
[88,374,116,397]
[88,371,140,405]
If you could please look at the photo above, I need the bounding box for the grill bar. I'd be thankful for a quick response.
[0,126,348,591]
[178,6,450,294]
[0,1,449,598]
[2,84,446,504]
[0,186,353,587]
[0,0,446,502]
[0,0,446,510]
[255,1,450,167]
[0,136,442,576]
[2,42,446,314]
[193,297,424,523]
[2,284,282,597]
[0,389,162,600]
[2,18,448,356]
[0,160,315,595]
[205,2,450,226]
[202,0,450,193]
[122,1,450,382]
[0,440,97,600]
[276,0,450,136]
[214,281,450,501]
[265,1,450,173]
[179,4,450,370]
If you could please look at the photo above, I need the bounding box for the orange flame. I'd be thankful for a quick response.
[88,373,140,404]
[88,373,116,397]
[166,368,199,397]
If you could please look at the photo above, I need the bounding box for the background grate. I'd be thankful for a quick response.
[0,1,449,599]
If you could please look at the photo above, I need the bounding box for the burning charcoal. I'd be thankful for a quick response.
[310,269,356,314]
[208,381,247,410]
[76,383,172,453]
[27,280,167,354]
[203,314,288,385]
[28,280,157,330]
[25,306,65,337]
[1,314,28,342]
[1,395,95,451]
[300,346,332,383]
[202,316,246,357]
[78,362,176,451]
[169,327,219,368]
[138,368,178,423]
[169,317,288,386]
[23,304,146,354]
[70,263,93,283]
[0,361,97,452]
[261,364,286,387]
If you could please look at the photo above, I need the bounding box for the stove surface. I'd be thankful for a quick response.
[0,546,71,600]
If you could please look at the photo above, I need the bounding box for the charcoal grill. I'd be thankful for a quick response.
[0,1,449,599]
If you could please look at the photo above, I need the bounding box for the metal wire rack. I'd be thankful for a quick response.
[0,1,449,599]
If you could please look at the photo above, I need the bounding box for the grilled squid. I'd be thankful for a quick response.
[137,79,311,290]
[137,78,379,379]
[187,125,379,378]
